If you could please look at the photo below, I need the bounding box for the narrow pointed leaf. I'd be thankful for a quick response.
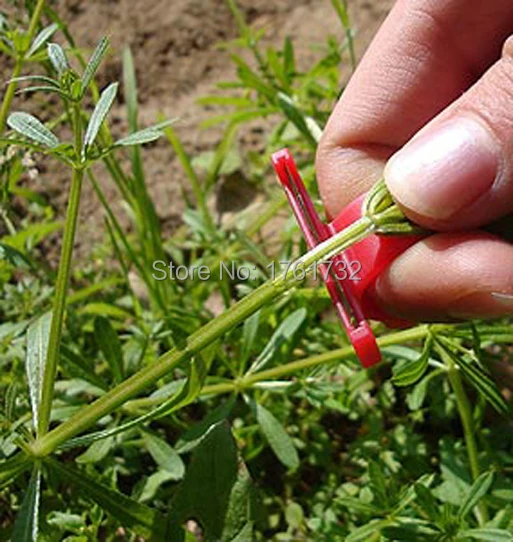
[83,82,118,156]
[94,316,123,382]
[0,454,31,489]
[61,357,205,449]
[241,310,260,365]
[16,86,69,98]
[75,436,114,464]
[46,459,167,539]
[7,112,60,148]
[47,43,69,74]
[253,401,299,470]
[80,37,110,96]
[9,75,60,87]
[0,242,30,268]
[457,354,509,415]
[27,23,59,57]
[458,471,494,519]
[249,308,306,374]
[26,312,52,430]
[142,432,185,480]
[11,467,41,542]
[459,529,513,541]
[113,119,177,147]
[392,335,434,387]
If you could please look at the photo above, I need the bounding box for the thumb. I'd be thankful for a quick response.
[385,36,513,230]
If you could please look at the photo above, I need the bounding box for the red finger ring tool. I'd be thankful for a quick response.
[271,148,422,368]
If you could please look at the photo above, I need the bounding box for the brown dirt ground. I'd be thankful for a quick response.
[4,0,394,254]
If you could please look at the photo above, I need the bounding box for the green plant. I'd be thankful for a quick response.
[1,1,512,541]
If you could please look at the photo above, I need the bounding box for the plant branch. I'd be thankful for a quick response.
[29,216,375,456]
[37,104,84,437]
[126,324,431,411]
[0,0,47,133]
[436,342,489,525]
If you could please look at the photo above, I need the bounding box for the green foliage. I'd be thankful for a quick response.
[0,1,512,541]
[11,467,41,542]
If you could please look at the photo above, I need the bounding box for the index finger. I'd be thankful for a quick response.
[316,0,513,218]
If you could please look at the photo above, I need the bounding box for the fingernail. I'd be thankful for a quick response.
[385,117,500,219]
[491,292,513,305]
[449,292,513,319]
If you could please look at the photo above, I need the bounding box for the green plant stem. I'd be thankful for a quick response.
[0,59,23,134]
[37,105,83,437]
[163,125,215,232]
[437,344,489,525]
[30,216,374,457]
[127,325,431,411]
[0,0,47,133]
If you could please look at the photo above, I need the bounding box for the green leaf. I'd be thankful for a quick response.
[62,357,206,449]
[346,519,392,542]
[0,242,31,268]
[455,352,509,415]
[458,471,494,519]
[392,335,434,387]
[276,92,320,146]
[46,459,167,539]
[9,75,60,87]
[283,36,295,77]
[176,397,236,454]
[168,422,256,542]
[381,518,441,539]
[248,308,306,373]
[458,529,513,541]
[0,454,32,489]
[241,310,260,366]
[7,112,60,148]
[94,316,123,382]
[122,47,138,132]
[285,502,304,529]
[75,436,113,464]
[368,460,389,507]
[11,467,41,542]
[142,432,185,480]
[414,482,440,522]
[82,82,118,156]
[15,85,70,98]
[253,401,299,470]
[27,23,59,58]
[26,312,52,431]
[80,36,110,96]
[47,42,69,74]
[113,119,177,147]
[406,368,444,410]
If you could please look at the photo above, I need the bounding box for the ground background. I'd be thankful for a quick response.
[6,0,394,251]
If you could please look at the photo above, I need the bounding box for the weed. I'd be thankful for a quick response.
[0,1,512,541]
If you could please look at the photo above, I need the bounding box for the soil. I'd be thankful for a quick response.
[4,0,394,254]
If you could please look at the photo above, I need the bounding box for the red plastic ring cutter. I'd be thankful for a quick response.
[271,148,422,368]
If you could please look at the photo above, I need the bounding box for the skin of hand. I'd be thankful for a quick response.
[316,0,513,321]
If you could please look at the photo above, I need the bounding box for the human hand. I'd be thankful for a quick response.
[316,0,513,321]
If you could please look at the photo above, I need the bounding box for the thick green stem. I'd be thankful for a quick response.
[30,217,374,457]
[38,105,83,437]
[438,344,489,525]
[0,0,47,133]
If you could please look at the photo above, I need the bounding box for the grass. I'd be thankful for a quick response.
[1,1,513,540]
